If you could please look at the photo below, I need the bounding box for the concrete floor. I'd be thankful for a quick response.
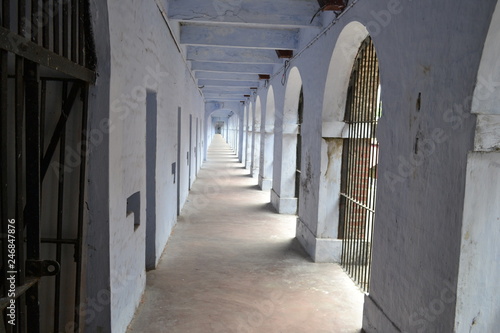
[127,135,364,333]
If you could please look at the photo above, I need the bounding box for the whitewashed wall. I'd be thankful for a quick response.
[455,2,500,331]
[107,1,204,331]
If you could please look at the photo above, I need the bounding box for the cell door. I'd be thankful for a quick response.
[145,92,157,271]
[0,0,96,331]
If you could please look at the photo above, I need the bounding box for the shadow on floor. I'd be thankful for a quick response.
[284,238,314,263]
[255,202,278,214]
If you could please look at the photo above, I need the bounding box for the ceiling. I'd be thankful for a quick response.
[166,0,325,104]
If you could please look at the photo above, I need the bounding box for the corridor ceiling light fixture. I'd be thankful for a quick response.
[311,0,347,23]
[318,0,347,11]
[276,50,294,59]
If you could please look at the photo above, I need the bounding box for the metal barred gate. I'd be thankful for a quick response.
[339,36,380,293]
[0,0,96,331]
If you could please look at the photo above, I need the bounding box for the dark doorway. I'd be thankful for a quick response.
[145,92,157,271]
[295,87,304,213]
[196,118,199,176]
[189,114,193,190]
[177,107,182,215]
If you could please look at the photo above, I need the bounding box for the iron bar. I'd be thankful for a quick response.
[53,0,60,54]
[358,46,370,287]
[40,80,47,153]
[41,82,80,179]
[340,193,375,213]
[78,0,84,66]
[62,0,68,58]
[15,43,27,333]
[75,83,89,331]
[42,0,49,49]
[0,27,96,82]
[31,0,39,44]
[41,238,77,245]
[24,58,41,332]
[71,0,77,63]
[52,80,68,332]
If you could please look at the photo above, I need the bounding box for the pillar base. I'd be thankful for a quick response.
[295,217,342,263]
[270,189,297,214]
[251,167,259,178]
[258,176,273,191]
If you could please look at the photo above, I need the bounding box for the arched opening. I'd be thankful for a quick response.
[455,2,500,331]
[210,109,232,140]
[245,101,254,169]
[314,22,371,264]
[296,88,304,208]
[339,36,381,293]
[251,97,262,178]
[271,67,303,214]
[259,86,276,190]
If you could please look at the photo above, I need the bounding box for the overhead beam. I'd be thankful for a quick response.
[180,23,299,50]
[167,0,321,27]
[199,79,259,87]
[191,61,273,74]
[187,46,281,64]
[195,72,259,81]
[202,86,250,94]
[205,93,249,99]
[202,89,250,95]
[206,97,249,102]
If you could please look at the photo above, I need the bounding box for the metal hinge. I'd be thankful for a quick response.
[26,260,60,277]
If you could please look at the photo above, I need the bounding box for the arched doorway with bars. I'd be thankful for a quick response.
[339,36,381,293]
[314,22,377,267]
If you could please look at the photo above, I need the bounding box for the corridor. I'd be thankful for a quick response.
[127,135,363,333]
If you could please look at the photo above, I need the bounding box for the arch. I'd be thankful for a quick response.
[265,85,276,127]
[271,67,303,214]
[284,67,303,124]
[258,86,276,190]
[204,102,241,160]
[313,22,377,265]
[455,3,500,331]
[322,21,369,124]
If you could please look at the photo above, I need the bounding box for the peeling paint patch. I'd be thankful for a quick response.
[325,138,343,180]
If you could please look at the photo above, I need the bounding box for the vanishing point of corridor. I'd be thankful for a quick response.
[127,135,363,333]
